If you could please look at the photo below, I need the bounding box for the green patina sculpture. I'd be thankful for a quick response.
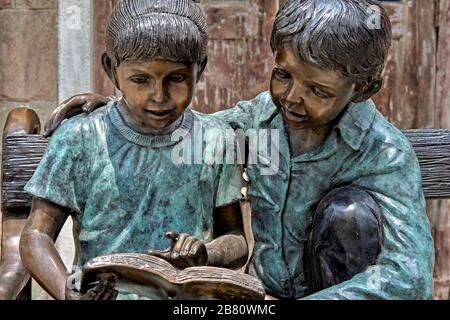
[19,0,248,300]
[42,0,435,300]
[216,92,433,299]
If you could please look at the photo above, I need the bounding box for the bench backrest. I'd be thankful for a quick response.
[403,129,450,198]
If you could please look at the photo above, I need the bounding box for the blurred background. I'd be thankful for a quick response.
[0,0,448,299]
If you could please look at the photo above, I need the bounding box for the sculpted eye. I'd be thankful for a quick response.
[170,74,187,83]
[273,68,290,80]
[311,86,333,99]
[130,76,149,84]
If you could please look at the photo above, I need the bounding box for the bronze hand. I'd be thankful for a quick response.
[43,93,112,137]
[148,231,208,269]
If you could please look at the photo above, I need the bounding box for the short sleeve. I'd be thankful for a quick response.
[205,123,243,209]
[213,92,274,132]
[215,162,243,208]
[25,117,93,214]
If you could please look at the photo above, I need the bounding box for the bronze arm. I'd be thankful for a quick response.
[20,197,71,300]
[206,202,248,269]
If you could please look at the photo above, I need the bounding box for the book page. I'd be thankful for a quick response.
[82,253,265,300]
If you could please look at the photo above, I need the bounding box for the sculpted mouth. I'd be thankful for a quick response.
[143,109,174,118]
[288,110,307,117]
[284,108,309,121]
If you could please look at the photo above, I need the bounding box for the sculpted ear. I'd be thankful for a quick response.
[102,53,120,89]
[196,56,208,83]
[352,79,383,103]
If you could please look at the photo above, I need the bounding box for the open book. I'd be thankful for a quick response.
[81,253,266,300]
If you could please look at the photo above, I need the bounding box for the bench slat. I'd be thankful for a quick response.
[2,135,49,211]
[2,130,450,211]
[403,129,450,199]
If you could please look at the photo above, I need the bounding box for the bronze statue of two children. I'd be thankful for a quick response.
[0,0,434,300]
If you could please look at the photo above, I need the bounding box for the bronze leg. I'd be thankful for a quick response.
[305,186,383,295]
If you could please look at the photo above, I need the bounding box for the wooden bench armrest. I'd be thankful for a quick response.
[1,107,42,300]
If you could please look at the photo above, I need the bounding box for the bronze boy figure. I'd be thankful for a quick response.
[43,0,435,299]
[18,0,248,300]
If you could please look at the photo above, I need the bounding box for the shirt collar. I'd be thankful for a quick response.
[258,92,280,125]
[107,100,194,148]
[258,92,376,151]
[336,99,377,151]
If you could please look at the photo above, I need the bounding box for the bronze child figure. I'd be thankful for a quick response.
[46,0,435,299]
[19,0,248,300]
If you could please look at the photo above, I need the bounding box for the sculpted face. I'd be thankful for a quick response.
[115,58,200,132]
[270,47,358,130]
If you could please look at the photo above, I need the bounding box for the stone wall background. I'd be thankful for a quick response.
[0,0,57,127]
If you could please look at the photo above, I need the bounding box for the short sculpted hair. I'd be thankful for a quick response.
[270,0,392,85]
[106,0,208,66]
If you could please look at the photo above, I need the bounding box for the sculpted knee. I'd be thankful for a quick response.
[316,187,381,231]
[312,186,383,260]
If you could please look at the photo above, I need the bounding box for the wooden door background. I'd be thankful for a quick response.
[374,0,450,300]
[92,0,450,299]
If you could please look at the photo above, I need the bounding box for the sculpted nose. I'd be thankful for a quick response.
[150,80,167,104]
[286,82,304,105]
